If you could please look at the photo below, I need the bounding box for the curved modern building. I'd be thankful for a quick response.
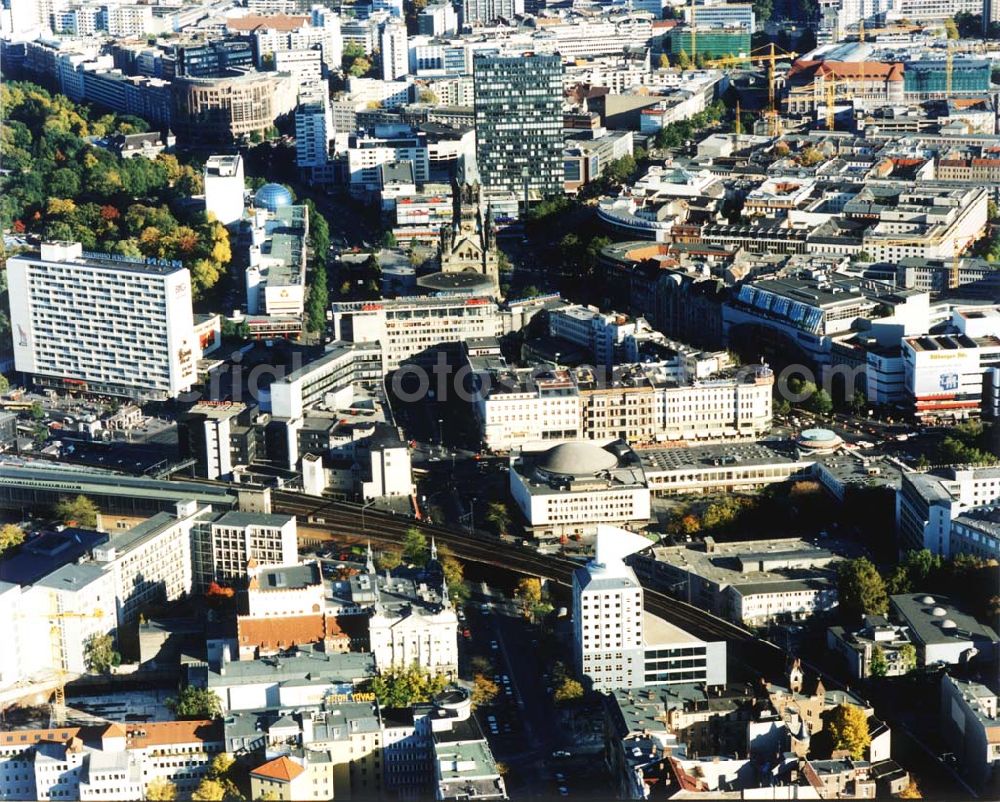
[796,428,843,451]
[597,196,679,241]
[172,72,296,143]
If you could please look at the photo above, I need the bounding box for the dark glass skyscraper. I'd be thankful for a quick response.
[473,52,564,200]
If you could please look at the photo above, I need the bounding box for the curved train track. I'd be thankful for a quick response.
[269,490,786,675]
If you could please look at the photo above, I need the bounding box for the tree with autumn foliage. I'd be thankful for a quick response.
[0,81,231,304]
[472,673,500,706]
[206,581,235,599]
[823,704,871,760]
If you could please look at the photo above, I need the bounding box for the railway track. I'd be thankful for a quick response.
[270,490,786,675]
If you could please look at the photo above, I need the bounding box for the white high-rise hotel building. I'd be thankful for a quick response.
[8,242,200,401]
[573,526,726,693]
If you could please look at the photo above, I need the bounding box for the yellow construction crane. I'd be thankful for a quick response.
[825,77,836,131]
[706,45,798,137]
[690,0,696,62]
[17,606,108,724]
[735,99,742,135]
[946,42,954,96]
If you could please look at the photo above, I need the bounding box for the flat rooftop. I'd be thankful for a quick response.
[890,593,999,648]
[643,611,702,647]
[637,536,860,590]
[0,460,238,508]
[638,441,802,473]
[254,562,321,592]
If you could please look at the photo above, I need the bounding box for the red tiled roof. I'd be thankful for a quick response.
[227,14,308,32]
[238,614,352,650]
[0,729,79,746]
[251,755,304,782]
[102,723,126,738]
[789,60,904,82]
[124,720,221,748]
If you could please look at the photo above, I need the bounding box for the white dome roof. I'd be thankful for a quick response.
[920,595,935,604]
[537,442,618,477]
[941,619,958,630]
[931,607,947,617]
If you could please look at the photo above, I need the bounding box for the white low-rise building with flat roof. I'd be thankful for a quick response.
[510,441,651,539]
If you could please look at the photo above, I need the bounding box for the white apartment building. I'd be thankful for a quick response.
[420,74,475,106]
[54,6,102,36]
[333,296,503,371]
[253,13,342,71]
[573,526,726,693]
[862,186,988,263]
[380,20,408,80]
[270,341,383,419]
[345,127,430,193]
[471,359,773,452]
[888,0,981,21]
[106,5,153,38]
[509,441,651,538]
[275,48,324,87]
[245,203,308,319]
[631,537,843,627]
[92,500,205,627]
[548,304,636,368]
[191,511,299,592]
[344,75,415,109]
[0,582,21,690]
[898,467,1000,556]
[204,154,245,226]
[295,86,333,180]
[18,563,118,677]
[0,720,226,802]
[418,2,458,36]
[8,242,199,401]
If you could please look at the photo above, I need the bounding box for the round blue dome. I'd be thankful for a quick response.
[254,183,293,212]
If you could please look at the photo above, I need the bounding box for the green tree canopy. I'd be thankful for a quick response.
[167,686,223,720]
[838,558,888,622]
[370,664,449,707]
[55,495,98,528]
[84,633,120,673]
[402,527,428,564]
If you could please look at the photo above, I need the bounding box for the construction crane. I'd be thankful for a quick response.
[690,0,696,63]
[946,42,954,96]
[825,77,836,131]
[706,45,799,137]
[735,100,742,135]
[17,606,107,724]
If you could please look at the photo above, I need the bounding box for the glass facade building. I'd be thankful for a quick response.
[473,53,564,199]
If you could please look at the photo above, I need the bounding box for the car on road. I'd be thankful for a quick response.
[557,786,569,796]
[490,640,499,650]
[552,750,571,758]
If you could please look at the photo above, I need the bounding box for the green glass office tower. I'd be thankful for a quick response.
[473,52,564,199]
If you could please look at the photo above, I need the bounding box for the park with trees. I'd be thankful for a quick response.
[1,82,232,306]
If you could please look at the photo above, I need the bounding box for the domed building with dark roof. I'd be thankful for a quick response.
[510,440,651,540]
